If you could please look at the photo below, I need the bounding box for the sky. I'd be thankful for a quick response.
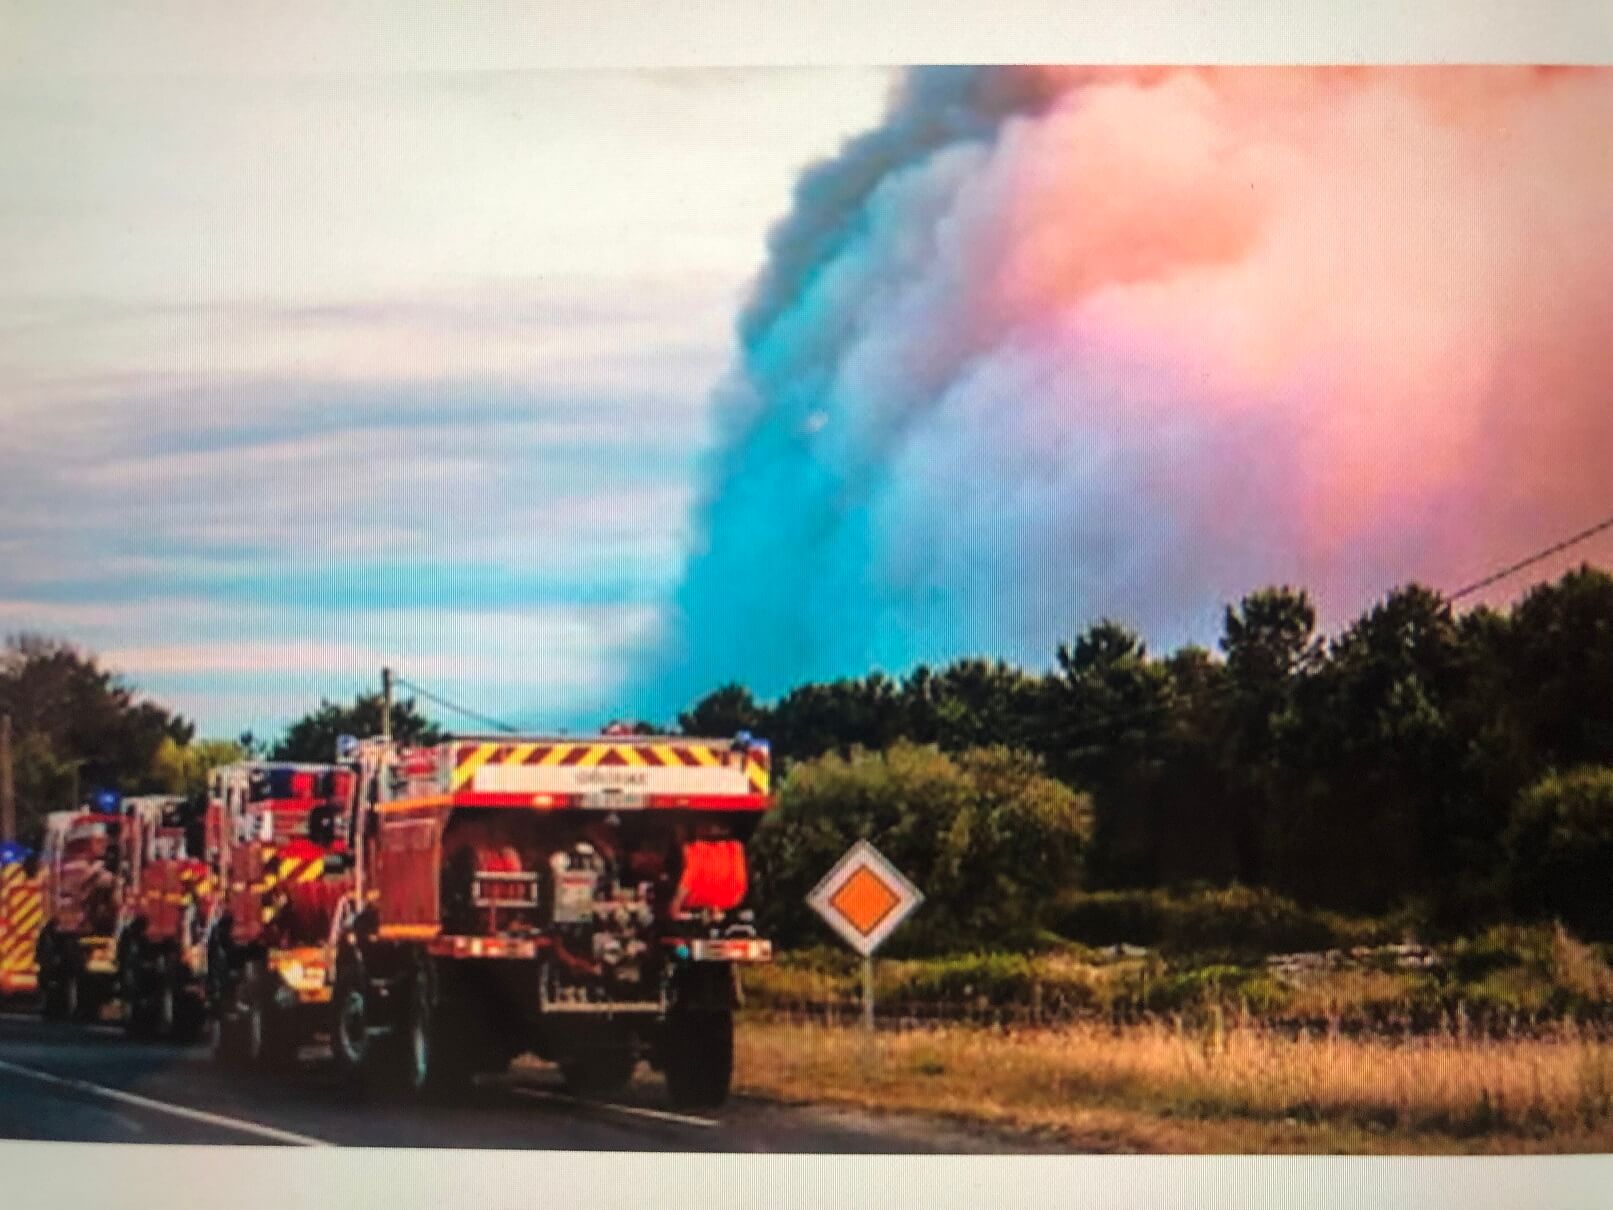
[0,60,895,734]
[4,15,1613,740]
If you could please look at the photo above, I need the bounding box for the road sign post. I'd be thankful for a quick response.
[807,839,923,1036]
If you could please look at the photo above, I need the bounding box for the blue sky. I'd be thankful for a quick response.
[0,43,892,736]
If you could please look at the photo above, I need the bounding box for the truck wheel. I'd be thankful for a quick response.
[153,958,178,1040]
[242,961,297,1070]
[663,1009,733,1110]
[331,955,375,1081]
[120,962,153,1039]
[172,977,206,1045]
[399,966,473,1100]
[39,936,68,1022]
[64,972,88,1024]
[41,973,70,1022]
[232,960,291,1068]
[212,1008,246,1068]
[41,975,66,1022]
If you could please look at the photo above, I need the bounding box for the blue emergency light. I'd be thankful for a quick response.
[93,789,121,814]
[0,840,29,865]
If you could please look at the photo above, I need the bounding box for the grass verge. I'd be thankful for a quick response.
[734,1015,1613,1153]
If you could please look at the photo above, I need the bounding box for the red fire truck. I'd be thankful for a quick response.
[35,797,124,1021]
[203,761,356,1067]
[0,842,43,1002]
[112,794,212,1040]
[328,731,773,1108]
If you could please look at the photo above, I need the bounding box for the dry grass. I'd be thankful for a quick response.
[734,1015,1613,1153]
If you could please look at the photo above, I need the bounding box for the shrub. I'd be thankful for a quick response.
[1506,766,1613,938]
[751,742,1092,953]
[1049,885,1389,959]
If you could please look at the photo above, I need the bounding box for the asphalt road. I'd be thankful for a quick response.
[0,1010,1039,1152]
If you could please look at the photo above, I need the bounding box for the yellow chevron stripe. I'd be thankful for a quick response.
[539,744,574,767]
[576,744,609,768]
[277,857,302,881]
[688,745,720,768]
[451,742,499,790]
[649,744,680,767]
[618,745,648,767]
[298,860,325,882]
[505,742,537,767]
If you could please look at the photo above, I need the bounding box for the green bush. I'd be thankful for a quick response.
[1049,885,1389,958]
[1144,964,1292,1015]
[1506,766,1613,938]
[1445,923,1613,1018]
[751,742,1092,953]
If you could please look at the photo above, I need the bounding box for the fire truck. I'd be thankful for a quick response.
[203,762,356,1067]
[328,731,773,1108]
[112,794,211,1039]
[35,795,125,1021]
[0,841,43,1001]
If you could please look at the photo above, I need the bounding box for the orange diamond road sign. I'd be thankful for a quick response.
[807,840,923,957]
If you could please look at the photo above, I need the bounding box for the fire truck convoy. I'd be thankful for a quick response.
[23,728,775,1110]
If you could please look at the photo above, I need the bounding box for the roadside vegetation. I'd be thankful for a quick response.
[733,1015,1613,1153]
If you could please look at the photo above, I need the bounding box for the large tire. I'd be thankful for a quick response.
[224,960,295,1070]
[330,951,376,1083]
[171,974,206,1046]
[209,947,247,1068]
[397,960,474,1100]
[152,956,178,1041]
[662,1009,733,1110]
[64,970,88,1024]
[37,930,68,1022]
[41,974,68,1022]
[120,956,154,1039]
[212,1006,247,1068]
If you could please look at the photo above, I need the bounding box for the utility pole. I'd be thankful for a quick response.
[0,713,15,843]
[381,666,394,741]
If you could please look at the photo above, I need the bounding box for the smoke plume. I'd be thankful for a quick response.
[639,66,1613,715]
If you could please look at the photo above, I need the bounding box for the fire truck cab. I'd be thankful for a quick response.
[329,732,774,1108]
[203,762,356,1067]
[113,794,210,1039]
[35,797,124,1021]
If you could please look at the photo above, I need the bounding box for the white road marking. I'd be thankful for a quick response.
[511,1086,718,1130]
[0,1057,330,1147]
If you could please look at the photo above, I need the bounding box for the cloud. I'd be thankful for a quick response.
[642,66,1613,714]
[0,65,904,734]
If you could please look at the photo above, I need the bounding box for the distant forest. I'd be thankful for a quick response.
[678,566,1613,938]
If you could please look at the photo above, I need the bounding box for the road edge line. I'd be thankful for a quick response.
[511,1086,718,1129]
[0,1057,330,1147]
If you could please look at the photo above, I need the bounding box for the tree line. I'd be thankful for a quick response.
[682,566,1613,939]
[5,563,1612,942]
[0,636,444,845]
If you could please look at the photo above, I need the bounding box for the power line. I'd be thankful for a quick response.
[1446,510,1613,603]
[390,673,521,735]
